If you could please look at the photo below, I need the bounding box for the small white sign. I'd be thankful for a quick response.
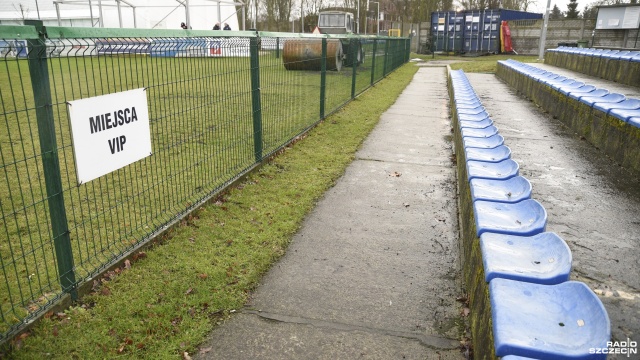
[68,88,152,184]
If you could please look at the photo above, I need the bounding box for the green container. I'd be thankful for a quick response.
[577,40,588,48]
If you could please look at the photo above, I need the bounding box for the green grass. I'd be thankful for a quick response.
[1,62,419,359]
[0,40,402,338]
[410,52,541,73]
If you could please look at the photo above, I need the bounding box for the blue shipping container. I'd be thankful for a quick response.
[430,9,542,53]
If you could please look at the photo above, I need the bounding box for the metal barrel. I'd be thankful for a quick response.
[282,39,343,71]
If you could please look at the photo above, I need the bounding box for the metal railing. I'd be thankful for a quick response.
[0,21,410,342]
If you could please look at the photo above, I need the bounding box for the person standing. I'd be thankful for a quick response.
[223,23,231,30]
[213,22,221,30]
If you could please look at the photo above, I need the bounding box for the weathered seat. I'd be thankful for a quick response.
[469,176,530,203]
[474,199,546,237]
[463,134,504,149]
[461,125,499,138]
[480,232,571,284]
[466,159,519,182]
[465,145,512,163]
[490,278,610,359]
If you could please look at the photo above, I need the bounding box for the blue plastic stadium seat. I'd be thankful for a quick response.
[628,117,640,128]
[541,76,567,85]
[455,94,478,101]
[474,199,546,236]
[455,98,480,105]
[480,232,571,284]
[610,50,631,59]
[460,118,494,129]
[463,134,504,149]
[455,97,480,104]
[564,84,596,96]
[533,73,559,83]
[466,145,511,163]
[458,106,486,115]
[549,79,578,91]
[580,93,625,107]
[458,113,490,122]
[593,98,640,115]
[461,125,499,138]
[556,82,585,94]
[600,50,620,58]
[469,176,531,203]
[610,108,640,122]
[619,51,640,60]
[467,159,519,181]
[501,356,539,360]
[456,101,483,109]
[490,278,610,359]
[568,88,609,101]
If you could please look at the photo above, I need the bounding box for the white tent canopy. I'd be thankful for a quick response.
[3,0,245,30]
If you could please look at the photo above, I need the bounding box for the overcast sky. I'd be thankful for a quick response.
[528,0,596,13]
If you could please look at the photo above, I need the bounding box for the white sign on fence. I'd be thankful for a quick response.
[68,88,152,184]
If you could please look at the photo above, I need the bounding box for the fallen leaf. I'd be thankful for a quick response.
[198,273,208,280]
[133,251,147,261]
[182,352,192,360]
[185,288,194,295]
[462,307,470,317]
[136,343,145,349]
[117,344,126,354]
[199,347,212,355]
[52,326,59,337]
[101,287,112,296]
[124,260,131,270]
[44,312,53,319]
[125,337,133,345]
[389,171,402,177]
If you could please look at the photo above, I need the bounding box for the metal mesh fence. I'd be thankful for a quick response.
[0,23,410,341]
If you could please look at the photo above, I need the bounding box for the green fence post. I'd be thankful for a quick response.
[370,40,377,85]
[320,37,327,119]
[276,37,280,58]
[383,39,390,77]
[351,38,357,99]
[250,33,263,162]
[24,20,77,299]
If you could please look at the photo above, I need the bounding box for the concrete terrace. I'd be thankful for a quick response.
[195,62,640,358]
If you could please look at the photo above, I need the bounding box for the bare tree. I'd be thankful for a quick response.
[12,4,29,20]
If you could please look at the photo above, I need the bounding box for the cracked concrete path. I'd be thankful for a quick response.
[195,67,464,359]
[468,73,640,347]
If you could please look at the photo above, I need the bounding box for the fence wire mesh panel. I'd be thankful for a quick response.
[0,24,409,341]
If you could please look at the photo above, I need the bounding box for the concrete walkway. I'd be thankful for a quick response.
[195,67,464,359]
[469,73,640,346]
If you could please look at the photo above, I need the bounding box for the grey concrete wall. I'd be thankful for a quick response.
[508,18,640,55]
